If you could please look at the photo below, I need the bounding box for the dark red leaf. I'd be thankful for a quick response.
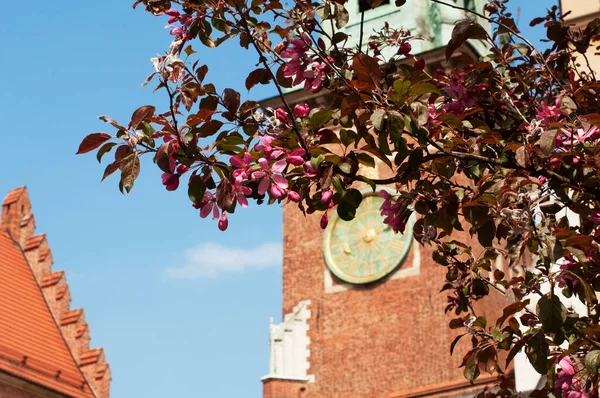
[446,18,488,60]
[223,88,240,114]
[77,133,112,154]
[352,54,381,87]
[101,161,120,181]
[129,105,156,130]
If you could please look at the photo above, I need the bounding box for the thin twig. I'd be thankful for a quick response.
[232,6,308,151]
[359,10,365,53]
[163,81,186,151]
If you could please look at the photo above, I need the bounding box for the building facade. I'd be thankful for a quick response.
[0,187,111,398]
[560,0,600,74]
[261,1,508,397]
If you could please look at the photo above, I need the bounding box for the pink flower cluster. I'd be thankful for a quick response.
[554,356,588,398]
[164,9,192,40]
[378,190,412,233]
[556,255,579,289]
[196,192,229,231]
[441,70,481,115]
[281,34,329,93]
[536,100,562,126]
[160,138,187,191]
[228,135,308,203]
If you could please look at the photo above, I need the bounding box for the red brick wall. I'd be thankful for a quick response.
[270,199,505,398]
[263,379,306,398]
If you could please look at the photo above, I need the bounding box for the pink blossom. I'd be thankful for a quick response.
[165,24,191,40]
[536,101,561,125]
[179,14,192,26]
[254,136,274,153]
[232,184,252,207]
[442,71,476,114]
[161,173,180,191]
[397,41,412,56]
[294,103,310,118]
[378,190,411,233]
[218,213,229,231]
[254,136,283,159]
[561,126,599,147]
[165,9,180,17]
[556,255,579,288]
[590,211,600,224]
[550,156,562,169]
[303,62,328,93]
[281,35,311,86]
[288,148,306,166]
[199,192,220,220]
[275,108,289,125]
[252,158,289,197]
[428,104,441,124]
[166,25,184,36]
[554,356,588,398]
[230,152,253,184]
[304,161,317,178]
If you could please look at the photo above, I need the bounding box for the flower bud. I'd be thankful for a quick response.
[218,213,229,231]
[320,213,329,229]
[165,9,180,17]
[321,190,333,203]
[288,190,301,202]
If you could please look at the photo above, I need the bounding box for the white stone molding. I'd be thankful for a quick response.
[262,300,314,383]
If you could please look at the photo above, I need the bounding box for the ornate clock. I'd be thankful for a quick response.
[323,191,414,284]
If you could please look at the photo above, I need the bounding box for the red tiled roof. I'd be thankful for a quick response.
[0,231,95,397]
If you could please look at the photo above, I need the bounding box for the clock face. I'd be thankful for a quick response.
[323,192,414,284]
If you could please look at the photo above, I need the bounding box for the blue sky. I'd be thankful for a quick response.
[0,0,555,396]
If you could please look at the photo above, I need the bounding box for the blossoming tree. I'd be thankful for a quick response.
[78,0,600,395]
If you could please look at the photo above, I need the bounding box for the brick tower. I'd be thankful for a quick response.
[261,1,508,397]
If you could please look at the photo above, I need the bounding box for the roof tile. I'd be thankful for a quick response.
[2,187,25,206]
[41,270,64,288]
[79,349,102,367]
[23,234,45,251]
[61,308,83,326]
